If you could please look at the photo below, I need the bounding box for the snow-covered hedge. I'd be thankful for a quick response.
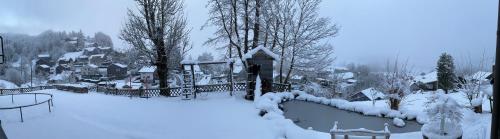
[255,90,428,125]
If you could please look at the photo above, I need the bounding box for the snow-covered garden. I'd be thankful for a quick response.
[0,86,493,139]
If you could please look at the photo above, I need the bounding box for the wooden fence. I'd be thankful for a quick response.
[92,82,290,97]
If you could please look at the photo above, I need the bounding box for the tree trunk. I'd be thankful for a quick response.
[251,0,260,49]
[389,98,400,110]
[474,105,483,113]
[156,41,170,96]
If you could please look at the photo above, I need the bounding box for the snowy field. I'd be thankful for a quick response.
[0,89,493,139]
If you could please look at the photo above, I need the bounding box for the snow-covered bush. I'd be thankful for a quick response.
[422,90,463,138]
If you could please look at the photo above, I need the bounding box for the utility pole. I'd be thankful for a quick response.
[30,61,33,87]
[491,1,500,138]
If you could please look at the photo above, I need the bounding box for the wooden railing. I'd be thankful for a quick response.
[330,121,390,139]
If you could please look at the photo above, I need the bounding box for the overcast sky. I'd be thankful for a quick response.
[0,0,497,72]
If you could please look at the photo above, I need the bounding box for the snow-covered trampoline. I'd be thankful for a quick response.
[282,100,422,133]
[0,93,53,122]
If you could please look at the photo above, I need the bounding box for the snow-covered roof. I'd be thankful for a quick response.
[339,72,354,80]
[470,71,492,80]
[89,54,105,59]
[414,71,437,84]
[84,47,96,52]
[113,63,127,68]
[87,64,98,68]
[360,88,385,101]
[59,51,84,61]
[243,46,279,60]
[39,64,50,68]
[78,55,89,59]
[347,79,357,83]
[139,66,157,73]
[180,59,198,65]
[99,46,111,50]
[291,75,303,80]
[38,54,50,58]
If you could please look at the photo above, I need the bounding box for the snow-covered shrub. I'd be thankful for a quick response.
[422,90,463,138]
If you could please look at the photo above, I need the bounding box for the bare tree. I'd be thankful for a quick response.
[120,0,191,96]
[457,52,488,113]
[275,0,339,83]
[377,57,412,110]
[206,0,338,83]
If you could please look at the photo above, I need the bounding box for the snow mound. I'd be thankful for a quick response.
[393,118,406,127]
[0,80,19,89]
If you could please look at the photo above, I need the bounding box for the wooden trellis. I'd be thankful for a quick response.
[181,60,235,99]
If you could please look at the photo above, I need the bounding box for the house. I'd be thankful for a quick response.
[89,54,106,66]
[35,64,51,76]
[83,47,99,56]
[55,64,71,74]
[138,66,157,84]
[348,88,386,102]
[107,63,128,79]
[81,64,101,80]
[469,71,493,85]
[76,55,89,64]
[410,71,438,91]
[36,54,54,66]
[58,51,83,65]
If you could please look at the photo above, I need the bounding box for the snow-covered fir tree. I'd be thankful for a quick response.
[437,53,456,94]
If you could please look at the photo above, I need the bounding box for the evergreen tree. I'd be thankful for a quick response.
[437,53,456,94]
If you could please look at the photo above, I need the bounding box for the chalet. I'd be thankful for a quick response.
[55,64,71,74]
[35,64,51,76]
[58,51,83,65]
[83,47,99,56]
[76,55,89,64]
[36,54,54,66]
[89,54,106,66]
[410,71,438,91]
[81,64,101,80]
[348,88,386,102]
[107,63,128,79]
[469,71,493,85]
[139,66,157,84]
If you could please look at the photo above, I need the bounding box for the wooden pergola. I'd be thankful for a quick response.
[180,60,235,99]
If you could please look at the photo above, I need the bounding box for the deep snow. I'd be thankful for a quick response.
[0,89,493,139]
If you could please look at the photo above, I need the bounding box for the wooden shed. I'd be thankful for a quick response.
[243,46,279,100]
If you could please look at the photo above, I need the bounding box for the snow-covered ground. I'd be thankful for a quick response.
[0,89,493,139]
[0,90,281,139]
[0,80,18,89]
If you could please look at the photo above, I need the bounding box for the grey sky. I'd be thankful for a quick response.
[0,0,497,72]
